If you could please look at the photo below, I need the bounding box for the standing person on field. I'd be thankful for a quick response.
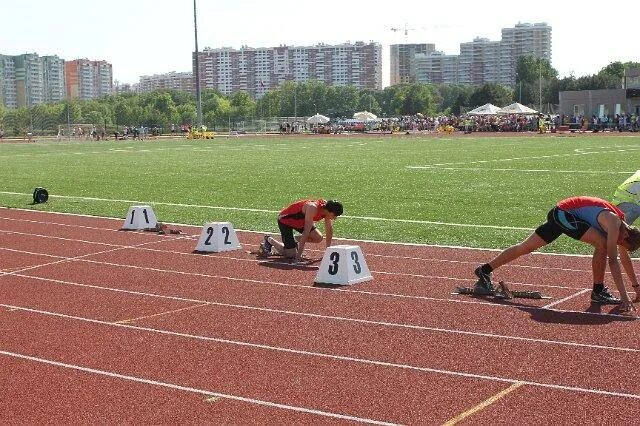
[259,199,343,262]
[613,170,640,225]
[473,196,640,312]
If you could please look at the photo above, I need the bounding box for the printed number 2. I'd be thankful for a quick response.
[204,227,214,245]
[351,251,362,274]
[204,226,231,245]
[221,226,231,245]
[328,252,340,275]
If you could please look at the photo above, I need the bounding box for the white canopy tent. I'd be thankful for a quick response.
[467,103,502,115]
[498,102,538,115]
[306,113,330,124]
[353,111,379,122]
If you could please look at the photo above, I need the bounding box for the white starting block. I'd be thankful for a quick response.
[314,245,373,285]
[195,222,242,252]
[122,205,157,230]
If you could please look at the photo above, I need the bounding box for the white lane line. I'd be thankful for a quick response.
[0,233,173,277]
[0,192,533,231]
[1,245,632,320]
[0,349,399,426]
[0,207,599,258]
[0,229,594,289]
[7,273,639,353]
[1,304,639,401]
[542,289,591,309]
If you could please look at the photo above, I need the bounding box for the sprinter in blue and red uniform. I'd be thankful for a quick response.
[258,199,343,262]
[474,196,640,312]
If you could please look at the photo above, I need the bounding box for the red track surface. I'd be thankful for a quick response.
[1,207,639,424]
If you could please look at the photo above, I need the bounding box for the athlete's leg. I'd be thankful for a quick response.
[487,232,548,270]
[578,227,607,285]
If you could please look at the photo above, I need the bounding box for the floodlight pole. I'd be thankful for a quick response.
[193,0,203,127]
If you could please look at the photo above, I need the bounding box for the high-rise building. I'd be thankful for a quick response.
[392,22,552,87]
[458,38,502,85]
[195,42,382,98]
[42,55,66,103]
[138,71,194,93]
[390,44,435,85]
[0,55,18,108]
[14,53,44,107]
[415,52,459,85]
[500,22,552,84]
[65,59,112,100]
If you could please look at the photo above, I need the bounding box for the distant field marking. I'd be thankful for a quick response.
[2,304,640,401]
[442,382,524,425]
[407,166,633,174]
[0,191,532,231]
[6,272,638,352]
[0,349,397,426]
[409,146,640,169]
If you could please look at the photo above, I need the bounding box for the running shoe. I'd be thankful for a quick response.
[263,235,273,253]
[474,266,495,292]
[590,287,621,304]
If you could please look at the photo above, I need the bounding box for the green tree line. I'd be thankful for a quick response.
[1,59,637,136]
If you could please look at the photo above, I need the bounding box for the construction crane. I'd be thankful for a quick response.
[390,24,415,41]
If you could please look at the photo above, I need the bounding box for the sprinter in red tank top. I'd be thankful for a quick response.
[258,199,343,262]
[474,196,640,312]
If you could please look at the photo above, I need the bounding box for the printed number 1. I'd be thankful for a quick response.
[129,210,135,224]
[143,209,149,224]
[328,252,340,275]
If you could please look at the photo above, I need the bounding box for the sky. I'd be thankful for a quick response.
[2,0,638,86]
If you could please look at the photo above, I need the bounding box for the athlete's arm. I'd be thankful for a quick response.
[324,216,334,248]
[618,246,640,302]
[600,212,633,309]
[297,203,317,258]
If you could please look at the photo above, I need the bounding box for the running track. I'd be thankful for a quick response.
[1,208,639,425]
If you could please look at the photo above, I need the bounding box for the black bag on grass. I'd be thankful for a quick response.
[33,187,49,204]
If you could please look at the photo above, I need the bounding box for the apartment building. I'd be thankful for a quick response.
[415,52,459,85]
[0,55,18,108]
[0,53,111,107]
[392,22,552,87]
[138,71,194,93]
[195,42,382,98]
[42,55,66,103]
[390,44,436,85]
[14,53,44,107]
[500,22,552,84]
[65,59,113,100]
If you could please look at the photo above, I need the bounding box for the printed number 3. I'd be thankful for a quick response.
[351,251,361,274]
[328,252,340,275]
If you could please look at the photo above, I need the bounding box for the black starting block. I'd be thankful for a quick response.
[453,281,550,300]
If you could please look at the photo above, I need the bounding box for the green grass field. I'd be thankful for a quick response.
[1,133,639,254]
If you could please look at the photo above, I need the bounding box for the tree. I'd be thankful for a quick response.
[401,83,437,116]
[230,91,256,118]
[469,84,513,109]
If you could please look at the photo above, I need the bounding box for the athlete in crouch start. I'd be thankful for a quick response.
[474,196,640,312]
[259,199,343,262]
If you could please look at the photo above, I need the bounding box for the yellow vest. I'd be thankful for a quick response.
[613,170,640,205]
